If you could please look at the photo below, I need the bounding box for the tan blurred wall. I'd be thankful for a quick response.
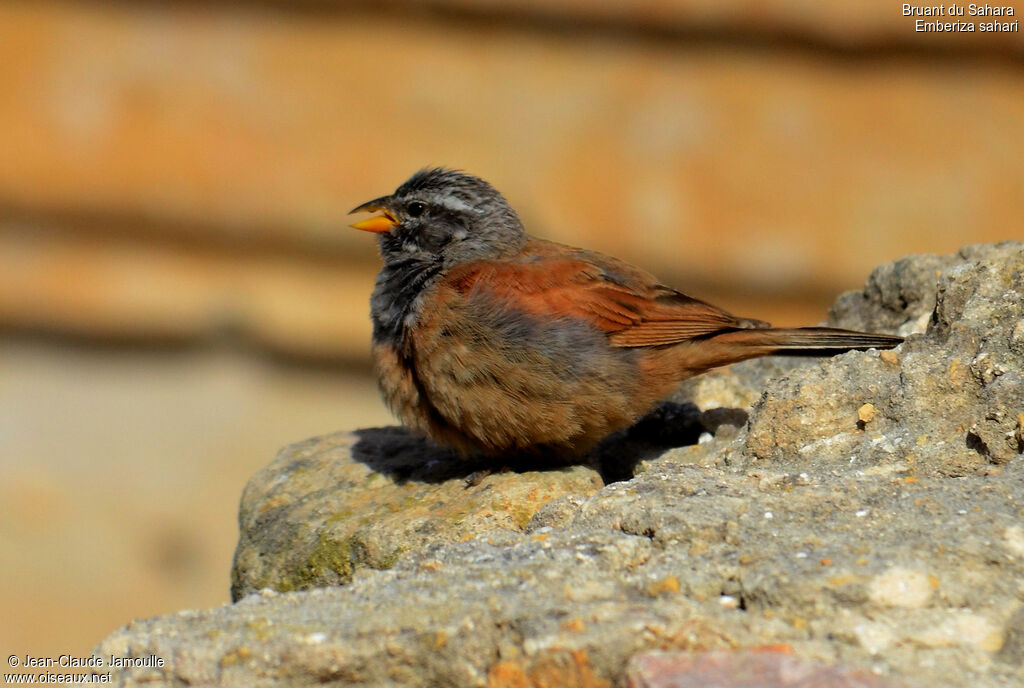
[2,1,1021,361]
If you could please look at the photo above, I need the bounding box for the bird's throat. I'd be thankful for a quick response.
[370,258,444,347]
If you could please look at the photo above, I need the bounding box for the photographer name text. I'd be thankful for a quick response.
[14,654,164,669]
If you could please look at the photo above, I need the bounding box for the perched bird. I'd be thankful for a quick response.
[351,168,901,458]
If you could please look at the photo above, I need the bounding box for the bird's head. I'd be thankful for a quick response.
[350,168,526,266]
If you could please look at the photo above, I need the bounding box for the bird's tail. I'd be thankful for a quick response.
[737,325,905,352]
[721,326,904,354]
[678,326,903,372]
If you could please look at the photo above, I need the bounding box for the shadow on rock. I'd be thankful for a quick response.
[592,402,748,482]
[351,402,749,486]
[349,427,487,484]
[350,426,599,483]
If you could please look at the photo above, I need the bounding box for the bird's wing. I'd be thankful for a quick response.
[444,241,763,348]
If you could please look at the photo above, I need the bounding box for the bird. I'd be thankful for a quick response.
[350,168,902,459]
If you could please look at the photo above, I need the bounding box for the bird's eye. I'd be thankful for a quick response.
[406,201,425,218]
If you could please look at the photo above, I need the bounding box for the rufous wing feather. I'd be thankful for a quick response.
[445,245,752,346]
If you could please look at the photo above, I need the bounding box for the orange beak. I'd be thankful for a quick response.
[349,196,397,233]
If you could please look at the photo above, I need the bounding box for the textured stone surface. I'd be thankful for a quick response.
[624,650,911,688]
[677,241,1024,472]
[744,242,1024,472]
[99,243,1023,687]
[231,428,604,600]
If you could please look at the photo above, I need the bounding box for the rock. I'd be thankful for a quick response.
[674,244,959,416]
[624,650,912,688]
[99,243,1024,687]
[232,402,715,600]
[230,427,604,600]
[737,242,1024,473]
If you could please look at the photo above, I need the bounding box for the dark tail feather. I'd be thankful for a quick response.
[673,326,902,374]
[718,326,903,355]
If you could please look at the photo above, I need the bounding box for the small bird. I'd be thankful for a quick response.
[351,169,901,458]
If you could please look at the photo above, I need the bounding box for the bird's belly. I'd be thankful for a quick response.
[379,297,657,456]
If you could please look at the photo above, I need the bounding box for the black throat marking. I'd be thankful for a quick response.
[370,255,444,349]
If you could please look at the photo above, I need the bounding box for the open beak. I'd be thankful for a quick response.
[349,196,397,233]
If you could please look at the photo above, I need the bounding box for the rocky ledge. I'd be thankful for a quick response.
[98,242,1023,687]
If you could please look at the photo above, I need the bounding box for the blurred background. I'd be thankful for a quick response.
[1,0,1022,660]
